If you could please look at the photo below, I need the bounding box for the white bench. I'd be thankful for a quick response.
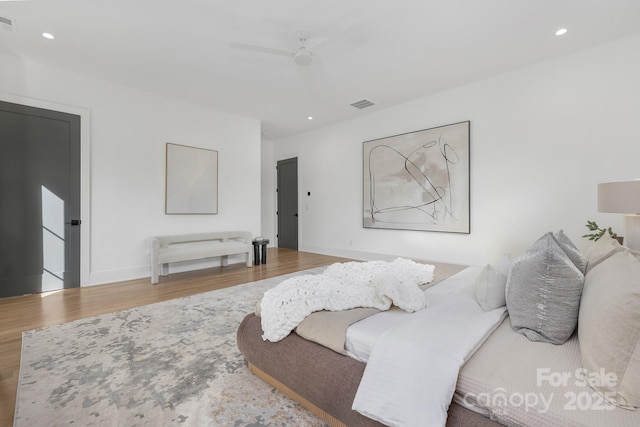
[150,231,252,284]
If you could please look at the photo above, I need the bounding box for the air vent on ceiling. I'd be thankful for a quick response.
[350,99,375,109]
[0,16,13,31]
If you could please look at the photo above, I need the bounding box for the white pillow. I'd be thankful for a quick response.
[475,254,511,311]
[579,250,640,408]
[583,232,625,273]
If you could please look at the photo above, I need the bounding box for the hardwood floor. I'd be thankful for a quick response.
[0,248,352,427]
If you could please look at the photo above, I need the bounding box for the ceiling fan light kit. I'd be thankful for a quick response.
[293,47,313,66]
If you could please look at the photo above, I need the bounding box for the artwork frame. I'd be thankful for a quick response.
[165,143,218,215]
[363,121,470,233]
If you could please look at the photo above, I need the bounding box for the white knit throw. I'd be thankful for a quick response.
[259,258,435,342]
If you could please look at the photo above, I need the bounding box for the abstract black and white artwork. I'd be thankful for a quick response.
[363,121,470,233]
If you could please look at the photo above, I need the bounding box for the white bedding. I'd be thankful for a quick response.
[456,317,640,427]
[349,266,507,427]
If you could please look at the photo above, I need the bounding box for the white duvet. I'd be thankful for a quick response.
[351,267,507,427]
[259,258,435,342]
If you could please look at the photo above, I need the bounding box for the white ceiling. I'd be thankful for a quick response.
[1,0,640,139]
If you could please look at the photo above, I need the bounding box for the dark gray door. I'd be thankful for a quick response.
[0,101,81,298]
[277,157,298,250]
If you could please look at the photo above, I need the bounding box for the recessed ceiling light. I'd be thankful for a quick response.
[42,32,54,39]
[555,28,568,36]
[307,116,313,120]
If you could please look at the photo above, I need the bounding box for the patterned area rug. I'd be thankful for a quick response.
[15,269,328,427]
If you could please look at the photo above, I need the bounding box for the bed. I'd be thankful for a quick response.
[238,311,501,427]
[237,232,640,426]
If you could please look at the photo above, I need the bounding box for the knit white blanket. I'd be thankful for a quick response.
[259,258,435,342]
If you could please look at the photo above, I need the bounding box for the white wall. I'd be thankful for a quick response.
[0,53,262,285]
[269,34,640,266]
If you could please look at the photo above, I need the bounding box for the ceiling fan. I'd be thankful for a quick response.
[229,23,363,66]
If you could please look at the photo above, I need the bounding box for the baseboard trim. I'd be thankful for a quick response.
[298,245,399,262]
[88,255,250,286]
[88,266,149,286]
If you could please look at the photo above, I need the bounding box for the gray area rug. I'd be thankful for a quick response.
[15,268,328,427]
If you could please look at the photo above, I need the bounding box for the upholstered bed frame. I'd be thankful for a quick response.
[238,234,640,426]
[237,312,502,427]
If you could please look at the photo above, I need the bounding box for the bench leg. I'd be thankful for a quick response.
[221,255,229,267]
[160,263,169,277]
[151,265,159,284]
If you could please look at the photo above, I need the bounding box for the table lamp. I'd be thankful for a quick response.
[598,180,640,250]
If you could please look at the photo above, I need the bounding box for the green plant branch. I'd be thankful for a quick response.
[582,220,618,241]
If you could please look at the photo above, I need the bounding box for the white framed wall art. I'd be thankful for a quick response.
[165,143,218,215]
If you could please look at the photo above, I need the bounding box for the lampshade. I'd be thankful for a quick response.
[597,181,640,214]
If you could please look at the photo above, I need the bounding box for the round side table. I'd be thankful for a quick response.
[252,238,270,265]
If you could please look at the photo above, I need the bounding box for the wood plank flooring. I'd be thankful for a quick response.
[0,248,352,427]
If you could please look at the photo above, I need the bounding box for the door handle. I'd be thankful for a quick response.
[66,219,81,226]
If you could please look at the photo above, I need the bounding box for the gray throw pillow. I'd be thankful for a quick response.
[554,229,587,274]
[506,232,585,344]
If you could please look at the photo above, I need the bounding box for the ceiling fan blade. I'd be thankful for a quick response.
[309,22,363,52]
[229,42,295,58]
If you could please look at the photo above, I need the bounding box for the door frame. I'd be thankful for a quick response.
[1,92,91,286]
